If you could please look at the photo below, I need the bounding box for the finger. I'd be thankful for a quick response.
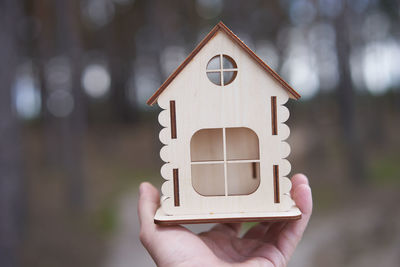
[242,222,271,240]
[249,243,286,267]
[290,173,308,195]
[137,182,160,229]
[262,222,287,243]
[277,176,313,260]
[244,175,308,242]
[210,223,242,237]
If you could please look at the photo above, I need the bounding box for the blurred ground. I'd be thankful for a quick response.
[18,120,161,267]
[102,184,400,267]
[17,104,400,266]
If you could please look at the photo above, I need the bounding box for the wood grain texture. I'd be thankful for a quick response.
[154,214,301,225]
[271,96,277,135]
[190,128,261,196]
[273,165,280,203]
[146,21,300,105]
[154,24,295,217]
[173,168,180,206]
[154,206,301,224]
[170,100,177,139]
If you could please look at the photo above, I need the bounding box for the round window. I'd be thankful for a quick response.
[206,55,238,86]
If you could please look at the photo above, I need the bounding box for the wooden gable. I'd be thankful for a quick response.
[147,21,301,106]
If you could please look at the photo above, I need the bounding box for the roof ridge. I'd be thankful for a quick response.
[146,22,300,105]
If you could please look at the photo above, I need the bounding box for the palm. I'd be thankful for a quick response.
[138,174,312,267]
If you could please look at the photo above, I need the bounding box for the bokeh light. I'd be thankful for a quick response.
[134,56,161,107]
[289,0,316,25]
[160,46,186,77]
[318,0,342,18]
[308,23,339,91]
[82,63,111,98]
[282,28,319,99]
[13,63,41,120]
[255,40,279,70]
[46,90,75,117]
[45,56,71,91]
[362,11,390,41]
[81,0,115,28]
[362,39,400,95]
[349,0,374,14]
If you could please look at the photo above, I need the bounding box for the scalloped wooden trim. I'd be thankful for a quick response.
[152,28,299,217]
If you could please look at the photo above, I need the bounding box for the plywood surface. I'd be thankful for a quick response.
[154,206,301,225]
[153,26,298,219]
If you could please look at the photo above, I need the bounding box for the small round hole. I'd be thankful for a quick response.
[206,55,237,86]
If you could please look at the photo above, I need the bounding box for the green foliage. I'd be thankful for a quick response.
[241,222,258,235]
[91,168,159,236]
[369,154,400,185]
[95,204,117,235]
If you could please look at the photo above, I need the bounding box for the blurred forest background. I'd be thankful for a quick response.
[1,0,399,266]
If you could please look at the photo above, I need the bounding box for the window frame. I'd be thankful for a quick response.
[190,127,260,196]
[206,54,238,86]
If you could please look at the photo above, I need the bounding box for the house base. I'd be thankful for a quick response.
[154,206,301,225]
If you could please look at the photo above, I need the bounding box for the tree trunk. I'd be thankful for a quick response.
[54,0,86,209]
[334,3,366,183]
[0,1,24,266]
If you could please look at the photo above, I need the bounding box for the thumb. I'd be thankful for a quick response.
[137,182,160,229]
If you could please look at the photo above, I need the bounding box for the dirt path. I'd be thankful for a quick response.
[290,188,400,267]
[103,191,212,267]
[105,188,400,267]
[103,192,153,267]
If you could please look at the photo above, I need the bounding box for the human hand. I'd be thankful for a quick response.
[138,174,312,267]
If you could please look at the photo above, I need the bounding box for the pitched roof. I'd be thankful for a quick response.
[146,21,301,105]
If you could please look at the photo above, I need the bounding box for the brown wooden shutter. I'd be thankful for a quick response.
[173,168,180,206]
[271,96,277,135]
[273,165,280,203]
[170,100,177,139]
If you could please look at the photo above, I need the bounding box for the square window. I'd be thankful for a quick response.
[190,127,260,197]
[226,127,259,160]
[191,128,223,161]
[191,163,225,196]
[227,162,260,196]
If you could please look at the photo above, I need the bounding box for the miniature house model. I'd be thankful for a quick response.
[147,22,302,224]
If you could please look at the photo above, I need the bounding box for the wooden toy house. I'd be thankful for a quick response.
[147,22,302,224]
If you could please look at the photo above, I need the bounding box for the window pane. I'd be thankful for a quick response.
[226,127,259,160]
[192,163,225,196]
[207,55,220,70]
[222,55,237,69]
[227,162,260,195]
[207,72,221,85]
[223,71,237,85]
[191,128,223,161]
